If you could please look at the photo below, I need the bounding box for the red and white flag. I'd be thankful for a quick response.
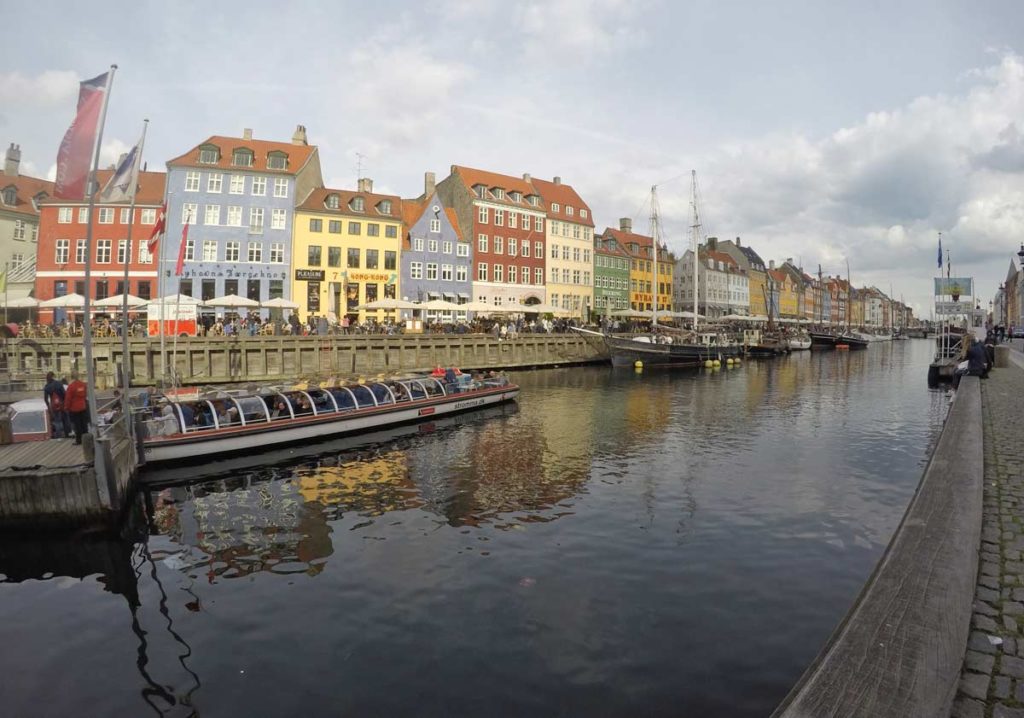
[175,212,191,276]
[54,72,109,200]
[147,203,166,254]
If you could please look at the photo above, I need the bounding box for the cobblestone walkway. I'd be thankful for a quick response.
[952,364,1024,718]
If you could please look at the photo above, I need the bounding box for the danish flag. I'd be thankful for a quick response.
[147,203,166,254]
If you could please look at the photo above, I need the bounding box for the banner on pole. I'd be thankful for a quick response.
[933,277,973,297]
[54,72,109,200]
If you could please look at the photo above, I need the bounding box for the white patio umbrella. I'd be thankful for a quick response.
[419,299,462,311]
[203,294,260,309]
[261,297,300,310]
[519,302,567,314]
[677,310,707,319]
[94,293,148,308]
[460,300,499,312]
[39,292,85,308]
[719,313,752,321]
[746,314,770,322]
[0,296,39,308]
[150,293,203,305]
[357,297,420,310]
[611,308,649,318]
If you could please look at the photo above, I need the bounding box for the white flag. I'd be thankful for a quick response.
[100,135,142,203]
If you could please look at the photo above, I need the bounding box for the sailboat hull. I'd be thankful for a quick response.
[605,335,742,367]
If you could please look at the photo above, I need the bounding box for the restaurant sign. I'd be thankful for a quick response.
[295,269,325,281]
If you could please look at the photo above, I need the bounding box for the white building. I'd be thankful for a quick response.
[674,244,748,318]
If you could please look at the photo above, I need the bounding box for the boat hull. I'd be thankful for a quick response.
[606,335,742,367]
[143,386,519,464]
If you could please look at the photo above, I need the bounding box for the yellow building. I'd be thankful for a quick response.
[532,177,595,320]
[747,268,768,317]
[768,269,799,318]
[601,219,673,312]
[292,180,402,324]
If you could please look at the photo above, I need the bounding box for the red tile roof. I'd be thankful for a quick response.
[401,197,464,248]
[37,170,165,206]
[297,187,401,219]
[530,177,595,228]
[450,165,543,209]
[768,269,789,283]
[706,249,739,268]
[0,173,54,218]
[168,135,317,174]
[601,227,675,261]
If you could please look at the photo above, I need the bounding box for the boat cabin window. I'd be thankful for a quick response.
[402,381,427,399]
[287,392,316,416]
[237,396,269,424]
[330,387,358,411]
[307,389,335,413]
[194,400,220,429]
[389,383,411,402]
[421,378,446,397]
[265,393,293,420]
[368,382,394,404]
[11,408,46,435]
[350,385,377,407]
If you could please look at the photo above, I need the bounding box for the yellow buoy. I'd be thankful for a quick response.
[634,360,643,369]
[713,359,721,367]
[726,358,734,365]
[704,360,714,368]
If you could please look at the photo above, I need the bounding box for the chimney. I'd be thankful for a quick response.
[291,124,308,145]
[424,171,436,197]
[708,236,718,250]
[769,260,776,270]
[786,257,793,265]
[619,217,632,233]
[242,128,253,140]
[4,143,20,177]
[358,177,373,193]
[553,176,562,185]
[735,236,741,247]
[522,173,531,183]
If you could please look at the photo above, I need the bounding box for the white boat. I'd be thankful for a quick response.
[141,375,519,464]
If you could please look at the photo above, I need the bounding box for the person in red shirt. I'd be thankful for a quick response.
[64,371,89,445]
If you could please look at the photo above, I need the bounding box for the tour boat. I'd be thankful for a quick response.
[141,374,519,464]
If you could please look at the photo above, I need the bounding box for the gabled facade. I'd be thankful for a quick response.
[293,180,402,323]
[400,184,471,323]
[35,170,165,323]
[532,176,594,319]
[436,165,546,308]
[674,241,748,318]
[1,143,52,300]
[766,266,798,319]
[718,237,767,317]
[599,219,673,312]
[594,232,630,317]
[164,126,323,311]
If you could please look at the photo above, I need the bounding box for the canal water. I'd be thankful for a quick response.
[0,340,949,717]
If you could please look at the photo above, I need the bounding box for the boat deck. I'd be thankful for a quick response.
[0,439,89,478]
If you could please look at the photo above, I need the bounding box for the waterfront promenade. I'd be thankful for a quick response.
[952,341,1024,718]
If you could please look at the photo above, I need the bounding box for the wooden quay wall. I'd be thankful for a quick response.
[3,333,607,389]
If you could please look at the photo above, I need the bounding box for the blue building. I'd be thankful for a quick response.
[401,186,471,322]
[163,126,322,313]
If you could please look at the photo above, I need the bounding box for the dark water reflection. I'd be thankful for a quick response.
[0,341,949,717]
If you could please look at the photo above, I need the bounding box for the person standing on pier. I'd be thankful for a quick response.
[65,371,89,445]
[43,371,69,439]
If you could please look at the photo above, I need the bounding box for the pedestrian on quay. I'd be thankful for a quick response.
[43,371,70,438]
[65,371,89,445]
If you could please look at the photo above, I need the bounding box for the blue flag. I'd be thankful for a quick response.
[937,235,942,269]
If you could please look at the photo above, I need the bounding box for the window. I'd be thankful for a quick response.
[413,237,424,251]
[581,209,588,219]
[584,249,591,263]
[508,238,517,257]
[426,263,438,280]
[270,243,284,263]
[309,218,323,232]
[508,212,518,229]
[508,265,517,284]
[347,248,360,268]
[563,246,570,260]
[478,206,489,223]
[366,249,379,269]
[367,223,380,237]
[384,251,396,270]
[97,208,114,224]
[567,206,575,216]
[535,241,543,258]
[535,267,543,284]
[351,197,365,212]
[534,216,543,232]
[244,242,261,263]
[58,208,72,223]
[78,207,89,223]
[430,218,441,233]
[443,241,453,254]
[119,208,131,224]
[522,266,530,284]
[141,208,156,224]
[494,236,503,254]
[273,178,288,197]
[12,220,26,239]
[494,264,503,282]
[251,176,266,196]
[199,147,219,164]
[249,207,264,233]
[137,281,151,300]
[573,270,581,284]
[202,240,217,261]
[573,225,581,239]
[204,204,220,225]
[328,247,341,267]
[184,239,196,262]
[551,244,558,259]
[457,243,469,257]
[227,206,242,226]
[478,234,488,252]
[456,265,468,282]
[232,149,254,167]
[551,268,558,283]
[182,203,198,223]
[96,239,112,263]
[379,200,392,214]
[184,171,200,191]
[385,225,397,239]
[75,239,87,263]
[348,221,361,235]
[308,245,322,266]
[477,263,488,281]
[207,173,222,193]
[267,152,287,171]
[118,239,130,264]
[495,209,505,227]
[325,194,340,210]
[428,239,439,253]
[138,242,153,264]
[493,188,505,200]
[55,239,69,264]
[551,220,559,235]
[410,262,423,279]
[272,209,286,230]
[229,175,244,194]
[95,280,109,300]
[328,220,341,233]
[441,264,453,281]
[225,241,239,262]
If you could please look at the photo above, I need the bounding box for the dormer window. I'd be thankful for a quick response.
[492,188,505,200]
[232,148,254,167]
[474,185,486,199]
[528,195,539,206]
[378,200,392,215]
[511,191,522,202]
[566,206,574,216]
[350,197,365,212]
[551,202,560,212]
[198,145,220,164]
[325,193,340,210]
[580,209,588,219]
[1,187,15,205]
[266,151,288,170]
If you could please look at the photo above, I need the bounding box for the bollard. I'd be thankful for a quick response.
[995,345,1010,368]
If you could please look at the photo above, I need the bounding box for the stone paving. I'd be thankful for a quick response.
[952,359,1024,718]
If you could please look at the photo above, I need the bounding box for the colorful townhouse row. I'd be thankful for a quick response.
[0,129,914,328]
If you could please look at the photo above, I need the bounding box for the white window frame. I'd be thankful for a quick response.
[271,208,286,230]
[456,243,469,257]
[441,264,453,281]
[535,267,543,284]
[494,264,503,283]
[413,237,424,251]
[428,239,438,253]
[96,239,112,264]
[270,243,285,263]
[204,204,220,225]
[534,216,543,232]
[494,236,503,255]
[184,239,195,261]
[98,208,114,224]
[508,265,517,284]
[229,175,245,194]
[426,263,438,280]
[273,178,288,198]
[54,239,70,264]
[535,241,543,258]
[182,203,198,224]
[410,262,423,279]
[251,176,267,196]
[207,173,222,193]
[140,208,156,224]
[75,239,87,263]
[225,241,240,262]
[430,218,441,233]
[478,234,488,252]
[202,240,218,262]
[138,241,153,264]
[478,263,488,281]
[119,207,132,224]
[118,239,130,265]
[456,265,468,282]
[184,171,200,192]
[478,206,488,223]
[58,208,72,224]
[78,207,90,223]
[227,206,242,227]
[249,207,264,234]
[508,238,517,257]
[247,242,262,263]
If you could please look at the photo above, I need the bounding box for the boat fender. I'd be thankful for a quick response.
[726,358,734,365]
[704,360,714,368]
[634,360,643,369]
[734,358,741,365]
[712,359,721,368]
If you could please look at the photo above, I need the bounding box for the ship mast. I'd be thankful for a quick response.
[690,170,700,331]
[650,185,660,329]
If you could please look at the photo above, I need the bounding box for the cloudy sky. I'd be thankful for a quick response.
[4,0,1024,316]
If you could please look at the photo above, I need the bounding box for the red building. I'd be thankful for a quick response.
[35,170,166,323]
[435,165,547,307]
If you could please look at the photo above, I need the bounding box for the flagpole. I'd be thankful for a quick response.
[120,119,148,422]
[3,261,8,326]
[170,209,190,389]
[158,193,170,386]
[82,64,116,442]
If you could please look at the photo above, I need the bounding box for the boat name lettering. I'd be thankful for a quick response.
[453,398,486,410]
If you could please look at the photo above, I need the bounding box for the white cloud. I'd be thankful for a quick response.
[0,70,79,107]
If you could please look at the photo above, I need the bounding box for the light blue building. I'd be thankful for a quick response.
[401,189,472,321]
[163,126,322,314]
